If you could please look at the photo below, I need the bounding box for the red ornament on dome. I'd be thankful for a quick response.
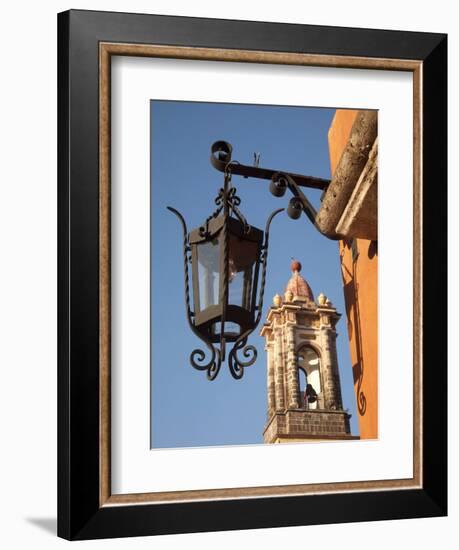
[291,259,302,272]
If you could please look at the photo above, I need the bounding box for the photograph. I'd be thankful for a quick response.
[150,100,378,449]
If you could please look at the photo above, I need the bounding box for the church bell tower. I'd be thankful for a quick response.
[261,260,356,443]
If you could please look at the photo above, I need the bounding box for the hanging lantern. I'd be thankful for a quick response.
[168,142,283,380]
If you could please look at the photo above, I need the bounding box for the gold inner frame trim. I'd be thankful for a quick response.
[99,42,423,507]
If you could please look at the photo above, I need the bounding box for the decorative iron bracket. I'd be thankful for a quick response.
[210,140,341,241]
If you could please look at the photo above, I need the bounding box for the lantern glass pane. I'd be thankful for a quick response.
[228,235,258,310]
[196,237,220,311]
[212,321,240,337]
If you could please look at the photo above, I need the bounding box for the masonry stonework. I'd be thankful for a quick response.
[260,261,357,443]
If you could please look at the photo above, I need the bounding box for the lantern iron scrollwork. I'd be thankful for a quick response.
[168,142,283,380]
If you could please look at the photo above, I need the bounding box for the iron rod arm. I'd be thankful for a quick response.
[210,141,330,190]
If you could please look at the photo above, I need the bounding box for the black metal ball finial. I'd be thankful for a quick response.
[269,173,288,197]
[287,197,303,219]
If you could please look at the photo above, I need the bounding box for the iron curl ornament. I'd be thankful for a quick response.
[168,141,283,380]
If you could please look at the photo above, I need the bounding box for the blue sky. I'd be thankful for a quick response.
[150,100,358,448]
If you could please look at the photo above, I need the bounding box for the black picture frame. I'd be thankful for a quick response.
[58,9,447,540]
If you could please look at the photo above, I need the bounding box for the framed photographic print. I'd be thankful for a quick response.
[57,9,447,540]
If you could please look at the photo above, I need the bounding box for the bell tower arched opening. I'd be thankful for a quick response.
[297,346,322,410]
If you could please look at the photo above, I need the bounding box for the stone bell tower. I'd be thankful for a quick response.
[261,260,356,443]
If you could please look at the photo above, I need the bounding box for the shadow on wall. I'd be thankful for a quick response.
[341,238,373,418]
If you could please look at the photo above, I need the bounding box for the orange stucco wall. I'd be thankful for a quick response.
[328,110,378,440]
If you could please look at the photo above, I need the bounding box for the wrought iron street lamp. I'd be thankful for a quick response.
[168,142,283,380]
[168,137,352,380]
